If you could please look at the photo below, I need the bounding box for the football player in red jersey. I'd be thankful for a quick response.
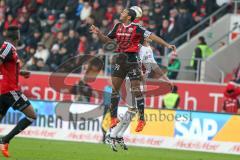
[0,26,37,157]
[90,8,176,133]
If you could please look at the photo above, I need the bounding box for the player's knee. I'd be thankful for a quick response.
[27,112,37,121]
[128,106,137,114]
[131,87,142,97]
[111,90,119,98]
[26,115,36,122]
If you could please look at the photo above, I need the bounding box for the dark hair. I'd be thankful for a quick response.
[6,26,19,41]
[198,36,206,45]
[128,9,136,22]
[172,85,178,93]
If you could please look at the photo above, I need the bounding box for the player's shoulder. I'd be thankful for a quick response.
[131,23,145,29]
[131,22,142,27]
[113,22,122,28]
[1,41,14,49]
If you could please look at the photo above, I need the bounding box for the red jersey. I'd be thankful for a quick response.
[0,41,20,94]
[223,97,240,114]
[107,22,152,53]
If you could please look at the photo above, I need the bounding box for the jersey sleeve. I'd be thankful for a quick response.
[0,42,13,62]
[107,23,120,39]
[136,24,152,39]
[141,47,158,70]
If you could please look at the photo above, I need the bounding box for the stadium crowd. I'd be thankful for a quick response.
[0,0,220,74]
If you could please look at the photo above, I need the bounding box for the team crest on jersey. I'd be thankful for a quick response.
[128,28,133,32]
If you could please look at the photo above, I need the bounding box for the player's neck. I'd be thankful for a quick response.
[122,20,131,26]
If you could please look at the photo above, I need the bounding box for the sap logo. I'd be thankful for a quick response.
[175,118,218,141]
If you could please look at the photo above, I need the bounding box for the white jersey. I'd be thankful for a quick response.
[139,45,158,75]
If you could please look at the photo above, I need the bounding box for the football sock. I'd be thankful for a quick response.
[110,91,120,118]
[117,110,136,138]
[136,97,145,121]
[110,121,123,138]
[2,117,35,143]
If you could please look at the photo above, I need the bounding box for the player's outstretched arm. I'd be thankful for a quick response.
[149,34,176,52]
[90,25,112,43]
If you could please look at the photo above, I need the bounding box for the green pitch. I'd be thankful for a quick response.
[1,138,239,160]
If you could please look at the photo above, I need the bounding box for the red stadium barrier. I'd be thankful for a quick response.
[19,72,226,112]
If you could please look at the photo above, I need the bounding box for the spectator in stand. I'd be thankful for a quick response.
[34,42,49,63]
[168,8,179,40]
[88,34,101,56]
[65,29,79,56]
[42,15,56,33]
[141,5,150,26]
[28,15,42,34]
[41,29,54,49]
[75,0,84,20]
[176,5,194,35]
[6,0,23,16]
[0,0,7,16]
[64,0,78,20]
[22,45,36,67]
[202,0,219,16]
[75,16,94,37]
[190,36,213,80]
[47,43,61,71]
[223,81,240,114]
[54,31,65,48]
[80,2,92,21]
[34,58,50,71]
[44,0,68,12]
[17,5,30,20]
[167,54,181,80]
[51,13,70,34]
[4,13,18,30]
[159,19,171,43]
[112,3,123,21]
[105,5,115,23]
[99,19,110,34]
[26,58,48,73]
[91,1,105,26]
[77,35,88,55]
[175,0,196,13]
[192,6,206,25]
[147,20,157,35]
[26,29,42,48]
[18,15,30,37]
[152,0,170,27]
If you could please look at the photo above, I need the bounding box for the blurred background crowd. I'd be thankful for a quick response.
[0,0,222,74]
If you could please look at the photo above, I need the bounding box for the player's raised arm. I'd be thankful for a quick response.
[149,34,176,52]
[90,25,112,43]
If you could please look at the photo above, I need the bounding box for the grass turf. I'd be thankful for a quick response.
[0,138,239,160]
